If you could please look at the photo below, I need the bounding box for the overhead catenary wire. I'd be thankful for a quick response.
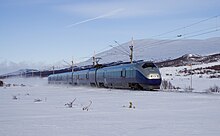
[109,45,130,56]
[133,29,220,61]
[74,45,112,63]
[114,41,130,54]
[69,14,220,66]
[134,26,220,52]
[133,29,220,60]
[135,15,220,51]
[134,14,220,51]
[76,39,132,64]
[151,14,220,38]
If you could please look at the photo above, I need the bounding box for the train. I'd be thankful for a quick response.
[48,61,162,90]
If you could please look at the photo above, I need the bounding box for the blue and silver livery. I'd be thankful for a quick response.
[48,61,161,90]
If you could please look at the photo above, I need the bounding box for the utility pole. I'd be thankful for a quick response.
[53,66,55,75]
[93,51,96,66]
[63,58,74,85]
[25,71,27,78]
[71,58,74,85]
[190,63,193,90]
[111,38,135,63]
[129,37,134,63]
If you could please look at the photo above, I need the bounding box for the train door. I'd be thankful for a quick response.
[76,74,79,85]
[121,68,126,78]
[86,71,89,85]
[121,68,126,88]
[104,70,107,87]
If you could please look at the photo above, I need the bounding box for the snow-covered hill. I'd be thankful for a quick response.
[79,37,220,66]
[160,61,220,92]
[156,53,220,67]
[1,37,219,77]
[0,69,39,77]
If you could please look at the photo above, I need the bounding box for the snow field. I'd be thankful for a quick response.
[1,78,220,136]
[160,61,220,92]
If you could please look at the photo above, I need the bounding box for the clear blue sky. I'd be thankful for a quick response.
[0,0,220,69]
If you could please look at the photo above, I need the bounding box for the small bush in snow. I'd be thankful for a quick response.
[161,80,177,90]
[206,85,220,93]
[161,80,181,91]
[0,80,3,87]
[34,99,42,102]
[129,101,135,109]
[183,86,193,92]
[12,95,18,100]
[5,84,11,87]
[161,80,173,89]
[82,100,92,111]
[123,102,135,109]
[129,102,133,108]
[21,84,26,87]
[65,98,76,108]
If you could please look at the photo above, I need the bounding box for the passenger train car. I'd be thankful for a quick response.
[48,61,162,90]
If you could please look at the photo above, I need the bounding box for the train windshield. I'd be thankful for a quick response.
[142,62,156,69]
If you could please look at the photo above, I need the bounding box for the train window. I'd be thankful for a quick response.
[142,62,156,68]
[86,73,89,79]
[126,70,130,78]
[103,70,107,78]
[121,69,126,77]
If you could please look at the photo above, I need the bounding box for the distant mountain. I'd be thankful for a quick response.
[0,68,73,79]
[156,53,220,67]
[1,37,220,79]
[79,37,220,66]
[0,69,39,77]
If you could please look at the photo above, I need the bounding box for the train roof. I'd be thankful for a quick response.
[48,60,155,77]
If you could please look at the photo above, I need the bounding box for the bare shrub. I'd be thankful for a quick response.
[122,101,136,109]
[183,86,193,92]
[206,85,220,93]
[65,98,76,108]
[34,98,42,102]
[161,80,174,89]
[129,101,135,109]
[82,100,92,111]
[161,79,181,91]
[12,95,18,100]
[0,80,3,87]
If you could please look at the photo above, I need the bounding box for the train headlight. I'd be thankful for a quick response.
[147,74,160,79]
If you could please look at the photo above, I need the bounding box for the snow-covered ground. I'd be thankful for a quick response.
[1,77,220,136]
[160,61,220,92]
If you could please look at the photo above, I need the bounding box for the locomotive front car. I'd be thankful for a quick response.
[135,62,161,90]
[96,61,161,90]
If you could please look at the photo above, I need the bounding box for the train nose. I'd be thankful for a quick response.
[147,73,161,79]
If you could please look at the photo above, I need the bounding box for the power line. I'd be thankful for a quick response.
[184,28,220,39]
[114,41,130,54]
[134,14,220,51]
[135,27,220,52]
[71,14,220,65]
[74,45,111,63]
[151,14,220,38]
[134,27,220,53]
[109,45,130,56]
